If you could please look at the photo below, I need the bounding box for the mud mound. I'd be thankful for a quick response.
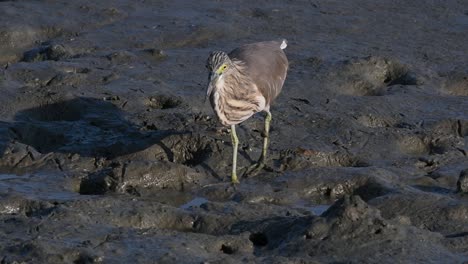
[230,196,457,262]
[145,95,183,110]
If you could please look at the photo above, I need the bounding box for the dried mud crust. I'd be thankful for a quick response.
[0,0,468,263]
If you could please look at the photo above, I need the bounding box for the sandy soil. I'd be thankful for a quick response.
[0,0,467,263]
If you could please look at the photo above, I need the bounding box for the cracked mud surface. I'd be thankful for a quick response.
[0,0,467,263]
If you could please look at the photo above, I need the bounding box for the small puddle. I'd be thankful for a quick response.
[293,200,331,216]
[0,173,81,201]
[0,174,18,180]
[143,190,209,210]
[307,205,331,216]
[180,197,209,210]
[412,185,453,195]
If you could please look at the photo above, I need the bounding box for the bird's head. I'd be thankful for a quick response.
[205,51,231,99]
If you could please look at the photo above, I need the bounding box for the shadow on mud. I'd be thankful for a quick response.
[6,97,178,159]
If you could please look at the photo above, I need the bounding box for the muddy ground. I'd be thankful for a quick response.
[0,0,467,263]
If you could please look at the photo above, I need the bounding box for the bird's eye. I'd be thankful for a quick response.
[216,64,227,74]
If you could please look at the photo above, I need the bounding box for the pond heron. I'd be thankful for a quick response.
[206,39,289,183]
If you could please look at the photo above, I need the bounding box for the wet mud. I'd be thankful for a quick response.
[0,0,467,263]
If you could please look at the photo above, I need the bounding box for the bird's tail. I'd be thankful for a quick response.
[280,39,287,49]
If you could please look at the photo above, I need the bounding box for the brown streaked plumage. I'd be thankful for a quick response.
[206,39,289,183]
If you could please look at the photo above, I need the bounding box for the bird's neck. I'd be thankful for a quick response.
[224,61,250,89]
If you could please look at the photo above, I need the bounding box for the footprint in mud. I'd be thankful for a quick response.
[330,56,418,96]
[106,50,136,64]
[145,94,183,110]
[158,133,215,167]
[397,119,468,157]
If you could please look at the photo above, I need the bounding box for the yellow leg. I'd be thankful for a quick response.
[260,111,272,164]
[245,111,272,176]
[231,124,240,183]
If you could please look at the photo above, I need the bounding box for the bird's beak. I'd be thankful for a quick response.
[205,72,218,103]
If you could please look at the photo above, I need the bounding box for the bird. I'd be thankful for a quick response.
[205,39,289,183]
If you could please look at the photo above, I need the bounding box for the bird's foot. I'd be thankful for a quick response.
[244,161,266,177]
[231,173,240,184]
